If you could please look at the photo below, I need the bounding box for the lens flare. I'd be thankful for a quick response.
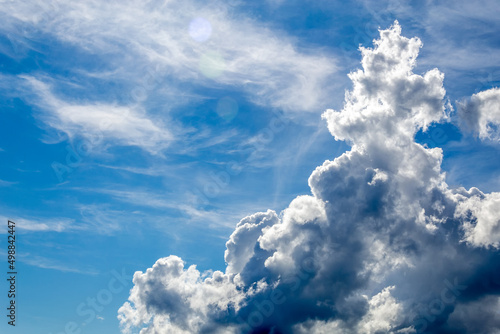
[199,51,225,79]
[189,17,212,42]
[216,97,238,121]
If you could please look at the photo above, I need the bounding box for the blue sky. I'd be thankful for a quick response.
[1,1,500,333]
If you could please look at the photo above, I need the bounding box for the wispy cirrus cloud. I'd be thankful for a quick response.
[0,215,76,232]
[77,187,253,230]
[21,75,172,154]
[1,0,338,114]
[20,253,98,275]
[0,206,136,235]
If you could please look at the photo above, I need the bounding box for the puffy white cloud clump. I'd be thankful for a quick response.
[457,87,500,142]
[456,192,500,249]
[118,22,500,334]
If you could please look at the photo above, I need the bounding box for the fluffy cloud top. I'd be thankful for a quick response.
[118,22,500,334]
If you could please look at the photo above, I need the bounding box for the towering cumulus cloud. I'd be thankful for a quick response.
[118,22,500,334]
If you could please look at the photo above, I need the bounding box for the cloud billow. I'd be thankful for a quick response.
[118,22,500,334]
[457,87,500,142]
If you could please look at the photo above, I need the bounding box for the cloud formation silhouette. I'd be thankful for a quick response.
[118,22,500,334]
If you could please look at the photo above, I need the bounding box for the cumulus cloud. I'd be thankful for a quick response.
[118,255,249,334]
[118,22,500,334]
[457,88,500,141]
[293,286,406,334]
[456,191,500,249]
[359,0,500,72]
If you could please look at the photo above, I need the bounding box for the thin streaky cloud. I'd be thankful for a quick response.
[20,254,98,275]
[20,75,172,154]
[0,215,76,233]
[0,0,338,114]
[0,179,16,186]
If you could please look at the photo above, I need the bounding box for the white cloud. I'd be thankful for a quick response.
[323,21,446,145]
[358,286,407,334]
[0,179,16,186]
[0,0,337,114]
[118,22,500,333]
[21,76,172,154]
[293,286,411,334]
[457,88,500,142]
[0,215,75,232]
[225,210,279,275]
[118,255,248,334]
[456,190,500,248]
